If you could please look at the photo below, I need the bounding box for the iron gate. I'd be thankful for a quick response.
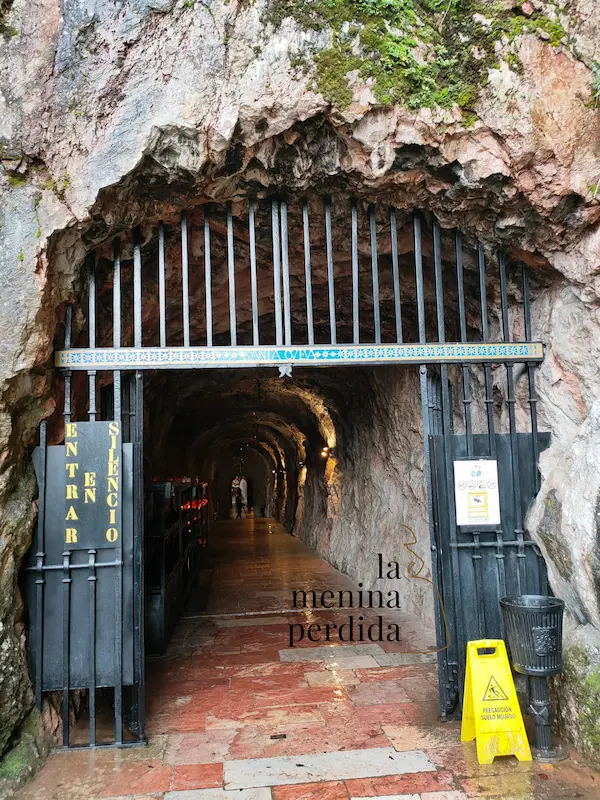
[28,195,547,747]
[418,241,548,717]
[27,367,145,748]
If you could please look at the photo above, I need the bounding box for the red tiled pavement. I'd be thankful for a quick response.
[274,780,350,800]
[171,763,224,790]
[97,762,173,797]
[345,770,458,796]
[14,519,600,800]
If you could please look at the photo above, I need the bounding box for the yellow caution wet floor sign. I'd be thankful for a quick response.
[461,639,532,764]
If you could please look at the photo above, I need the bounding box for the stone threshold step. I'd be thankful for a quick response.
[223,747,436,789]
[164,790,466,800]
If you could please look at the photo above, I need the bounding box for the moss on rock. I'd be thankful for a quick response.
[553,641,600,766]
[266,0,570,116]
[0,710,49,797]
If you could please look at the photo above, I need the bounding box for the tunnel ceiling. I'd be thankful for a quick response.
[142,368,375,479]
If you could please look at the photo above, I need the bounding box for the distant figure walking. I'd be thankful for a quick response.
[235,487,243,519]
[240,475,248,514]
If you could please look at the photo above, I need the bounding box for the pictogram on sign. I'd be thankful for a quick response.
[482,676,508,702]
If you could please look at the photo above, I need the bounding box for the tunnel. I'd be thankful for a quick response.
[25,190,554,749]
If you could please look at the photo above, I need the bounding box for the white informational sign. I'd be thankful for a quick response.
[453,459,501,526]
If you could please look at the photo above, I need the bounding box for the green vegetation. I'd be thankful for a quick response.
[33,194,42,238]
[592,61,600,107]
[42,174,70,201]
[266,0,569,114]
[0,711,48,794]
[0,23,18,39]
[561,645,600,757]
[8,173,26,187]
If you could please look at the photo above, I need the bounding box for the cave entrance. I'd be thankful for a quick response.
[27,195,547,749]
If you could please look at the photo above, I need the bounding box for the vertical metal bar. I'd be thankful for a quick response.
[302,200,314,346]
[87,379,96,420]
[61,548,71,749]
[204,213,213,348]
[325,198,336,344]
[415,213,448,715]
[369,204,381,344]
[480,244,505,608]
[34,422,47,711]
[85,254,98,746]
[472,534,485,638]
[455,232,473,456]
[414,214,426,344]
[181,211,190,347]
[419,370,449,714]
[478,245,496,459]
[433,218,466,693]
[133,227,142,349]
[249,200,259,346]
[351,198,359,344]
[158,223,166,348]
[112,230,125,743]
[389,207,402,343]
[113,368,123,745]
[227,203,237,347]
[271,200,283,346]
[113,239,121,349]
[499,253,526,594]
[280,200,292,345]
[88,252,96,350]
[88,546,97,747]
[433,221,445,342]
[87,254,97,422]
[456,232,483,637]
[523,263,540,493]
[64,306,72,424]
[61,304,72,749]
[133,371,145,739]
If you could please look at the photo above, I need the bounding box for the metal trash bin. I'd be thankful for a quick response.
[500,595,565,759]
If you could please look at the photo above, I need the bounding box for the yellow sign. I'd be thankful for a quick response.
[461,639,531,764]
[467,492,489,519]
[63,421,121,548]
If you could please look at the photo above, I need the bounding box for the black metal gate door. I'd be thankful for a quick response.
[27,372,145,748]
[428,429,550,717]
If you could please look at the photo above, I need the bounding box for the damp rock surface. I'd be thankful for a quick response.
[0,0,599,769]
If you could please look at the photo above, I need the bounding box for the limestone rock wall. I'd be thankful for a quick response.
[296,367,434,625]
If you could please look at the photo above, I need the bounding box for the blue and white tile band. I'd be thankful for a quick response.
[55,342,544,370]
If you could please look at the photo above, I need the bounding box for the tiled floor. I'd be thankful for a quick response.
[15,519,600,800]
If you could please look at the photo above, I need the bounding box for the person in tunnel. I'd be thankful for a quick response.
[239,475,248,514]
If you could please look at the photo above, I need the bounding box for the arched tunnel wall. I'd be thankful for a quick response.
[297,367,432,620]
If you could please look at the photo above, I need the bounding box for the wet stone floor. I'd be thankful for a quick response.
[16,519,600,800]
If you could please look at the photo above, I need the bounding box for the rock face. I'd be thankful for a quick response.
[0,0,600,775]
[295,367,434,623]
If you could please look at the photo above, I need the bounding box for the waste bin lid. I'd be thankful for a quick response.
[500,595,564,611]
